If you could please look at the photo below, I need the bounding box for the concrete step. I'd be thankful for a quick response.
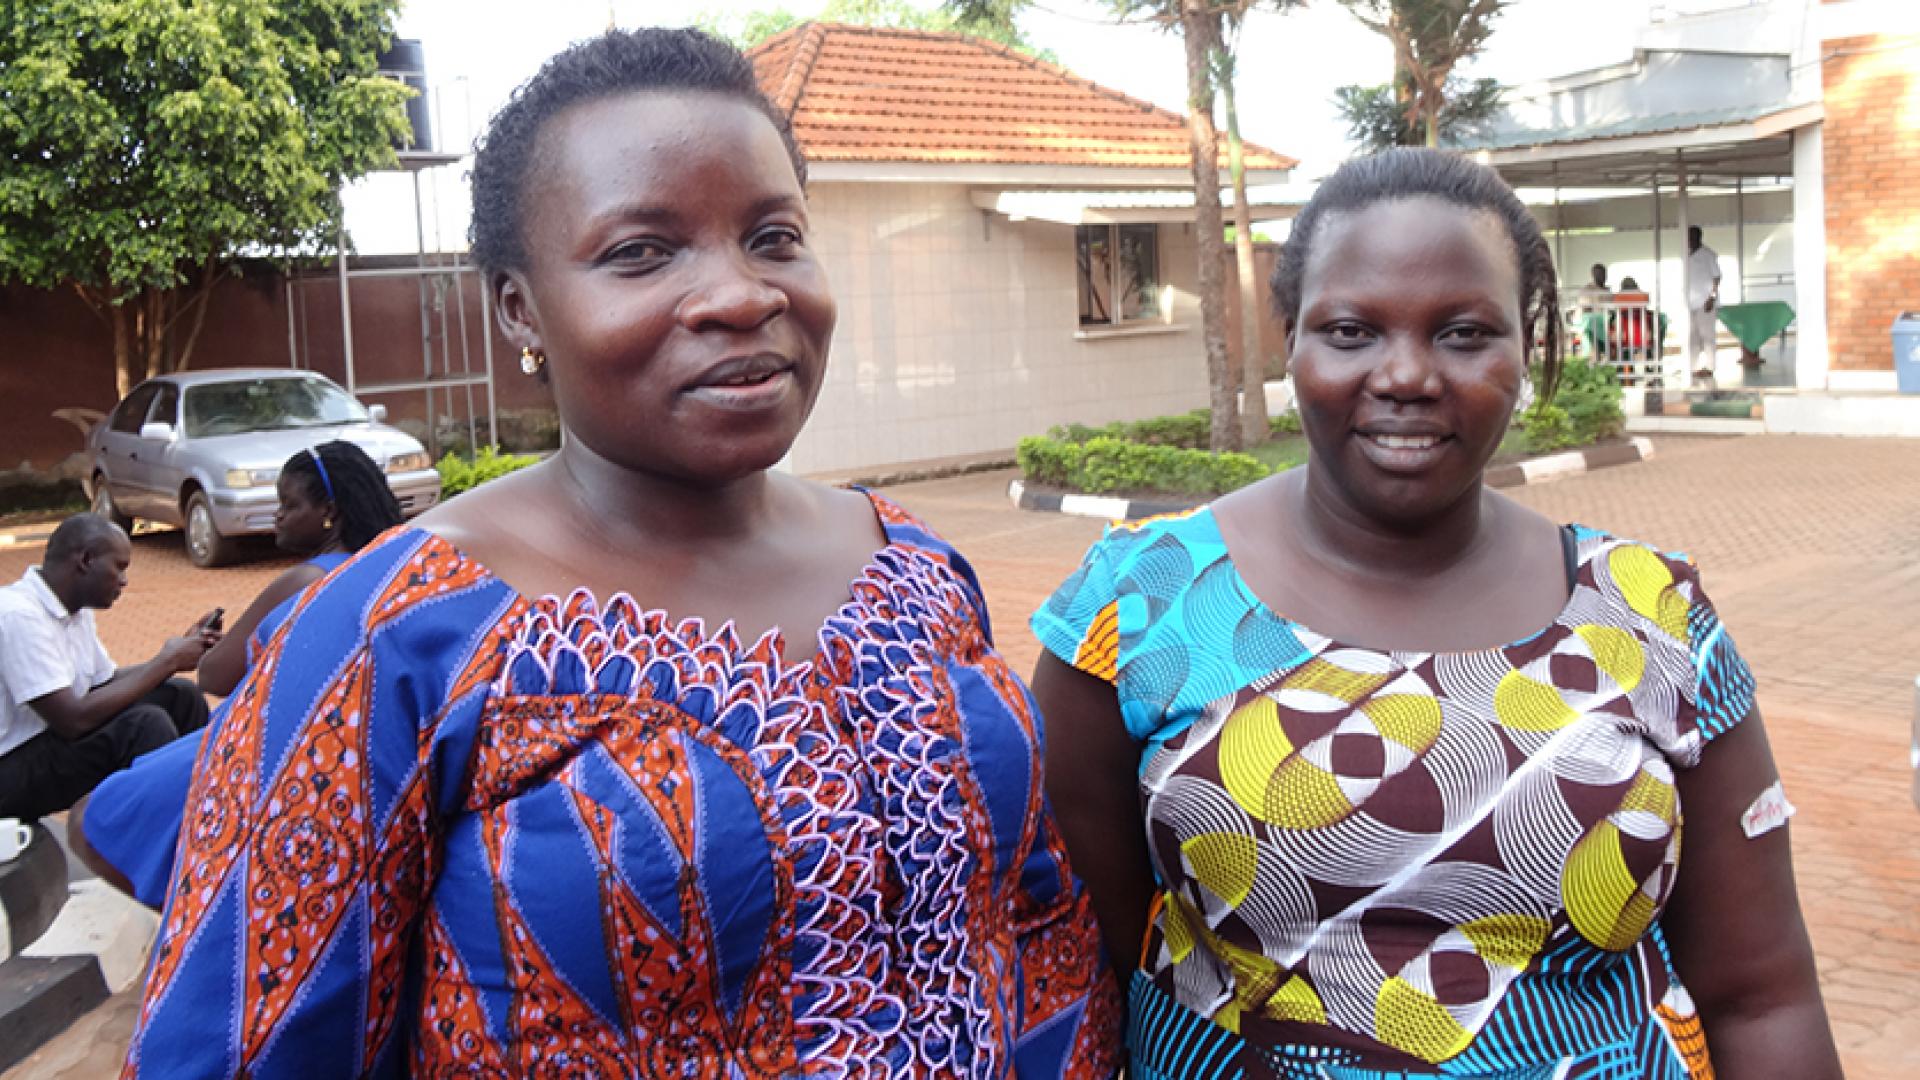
[0,956,110,1074]
[0,821,157,1072]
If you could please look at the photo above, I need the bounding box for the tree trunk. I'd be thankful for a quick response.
[1219,50,1269,448]
[111,302,136,398]
[141,289,166,380]
[1180,0,1240,452]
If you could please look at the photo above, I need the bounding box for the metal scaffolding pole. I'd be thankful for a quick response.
[1736,176,1746,303]
[1552,162,1566,280]
[1676,149,1695,384]
[337,230,357,393]
[1651,176,1663,325]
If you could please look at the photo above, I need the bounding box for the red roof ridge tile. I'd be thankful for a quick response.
[760,21,830,115]
[744,22,1298,171]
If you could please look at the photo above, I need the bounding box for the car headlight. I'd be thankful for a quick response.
[385,452,432,474]
[223,468,279,489]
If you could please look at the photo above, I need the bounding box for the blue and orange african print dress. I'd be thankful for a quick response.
[1033,509,1756,1080]
[126,493,1121,1077]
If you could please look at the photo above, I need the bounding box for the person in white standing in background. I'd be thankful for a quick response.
[1687,225,1724,385]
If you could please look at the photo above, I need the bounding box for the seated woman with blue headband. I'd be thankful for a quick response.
[70,440,404,904]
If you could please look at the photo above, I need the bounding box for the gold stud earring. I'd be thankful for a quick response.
[519,347,546,376]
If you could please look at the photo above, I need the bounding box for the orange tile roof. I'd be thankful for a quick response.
[749,23,1297,173]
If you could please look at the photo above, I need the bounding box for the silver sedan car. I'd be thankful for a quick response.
[85,370,441,567]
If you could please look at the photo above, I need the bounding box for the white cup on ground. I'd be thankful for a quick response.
[0,817,32,862]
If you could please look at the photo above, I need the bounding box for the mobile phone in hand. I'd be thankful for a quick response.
[205,608,226,634]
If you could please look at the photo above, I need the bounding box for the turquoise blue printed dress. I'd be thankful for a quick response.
[1033,508,1756,1080]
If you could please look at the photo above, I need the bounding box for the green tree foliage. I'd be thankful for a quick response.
[1335,0,1508,148]
[702,0,1048,57]
[0,0,413,395]
[1334,73,1501,153]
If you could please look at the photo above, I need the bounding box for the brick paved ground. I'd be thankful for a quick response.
[5,434,1917,1078]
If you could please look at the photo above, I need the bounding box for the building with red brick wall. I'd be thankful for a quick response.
[1818,23,1920,374]
[1455,0,1920,432]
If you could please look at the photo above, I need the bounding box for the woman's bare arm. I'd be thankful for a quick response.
[196,563,325,697]
[1661,710,1842,1078]
[1033,652,1158,984]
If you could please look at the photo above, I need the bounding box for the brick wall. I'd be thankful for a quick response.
[1820,32,1920,371]
[0,263,547,472]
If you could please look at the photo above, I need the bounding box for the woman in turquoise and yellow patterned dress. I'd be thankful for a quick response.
[1032,149,1838,1079]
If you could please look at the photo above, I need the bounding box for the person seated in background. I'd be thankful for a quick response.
[195,441,403,697]
[0,514,219,821]
[1610,275,1664,375]
[1571,264,1614,358]
[69,441,404,904]
[1575,262,1611,306]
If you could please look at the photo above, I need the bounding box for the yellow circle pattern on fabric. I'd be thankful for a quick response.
[1376,977,1474,1063]
[1608,545,1689,642]
[1574,624,1646,692]
[1182,832,1259,909]
[1458,914,1551,971]
[1221,694,1295,820]
[1562,765,1679,950]
[1363,693,1443,752]
[1493,669,1582,732]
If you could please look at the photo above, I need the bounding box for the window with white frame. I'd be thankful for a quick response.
[1076,223,1162,327]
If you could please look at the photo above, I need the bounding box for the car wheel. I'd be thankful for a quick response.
[184,491,236,568]
[90,475,133,533]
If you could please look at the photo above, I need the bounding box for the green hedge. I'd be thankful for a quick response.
[436,446,542,498]
[1018,435,1270,496]
[1528,356,1626,452]
[1048,408,1302,450]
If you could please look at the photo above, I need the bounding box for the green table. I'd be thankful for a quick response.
[1717,301,1796,357]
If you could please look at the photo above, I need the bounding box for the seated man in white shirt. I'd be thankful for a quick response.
[0,513,221,820]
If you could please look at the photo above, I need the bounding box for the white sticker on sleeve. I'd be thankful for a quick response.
[1740,780,1797,839]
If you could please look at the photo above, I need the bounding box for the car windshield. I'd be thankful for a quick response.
[181,378,368,438]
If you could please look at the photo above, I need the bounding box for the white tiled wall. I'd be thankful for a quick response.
[786,182,1213,475]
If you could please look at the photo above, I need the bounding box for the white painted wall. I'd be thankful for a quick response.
[788,181,1212,474]
[1791,124,1830,389]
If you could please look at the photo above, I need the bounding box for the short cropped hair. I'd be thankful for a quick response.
[468,27,806,278]
[45,512,125,565]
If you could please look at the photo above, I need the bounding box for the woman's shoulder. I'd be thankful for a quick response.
[1082,504,1229,585]
[1567,524,1704,581]
[281,526,523,647]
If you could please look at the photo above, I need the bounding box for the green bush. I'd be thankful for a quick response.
[1047,409,1212,450]
[1119,412,1211,448]
[1018,434,1272,496]
[1537,356,1625,445]
[437,446,542,498]
[1521,403,1577,453]
[1045,407,1310,450]
[1016,435,1082,487]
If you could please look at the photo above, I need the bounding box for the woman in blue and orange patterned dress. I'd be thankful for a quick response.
[125,28,1120,1077]
[1032,150,1839,1079]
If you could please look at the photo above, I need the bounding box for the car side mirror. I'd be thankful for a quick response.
[138,421,175,441]
[368,404,388,422]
